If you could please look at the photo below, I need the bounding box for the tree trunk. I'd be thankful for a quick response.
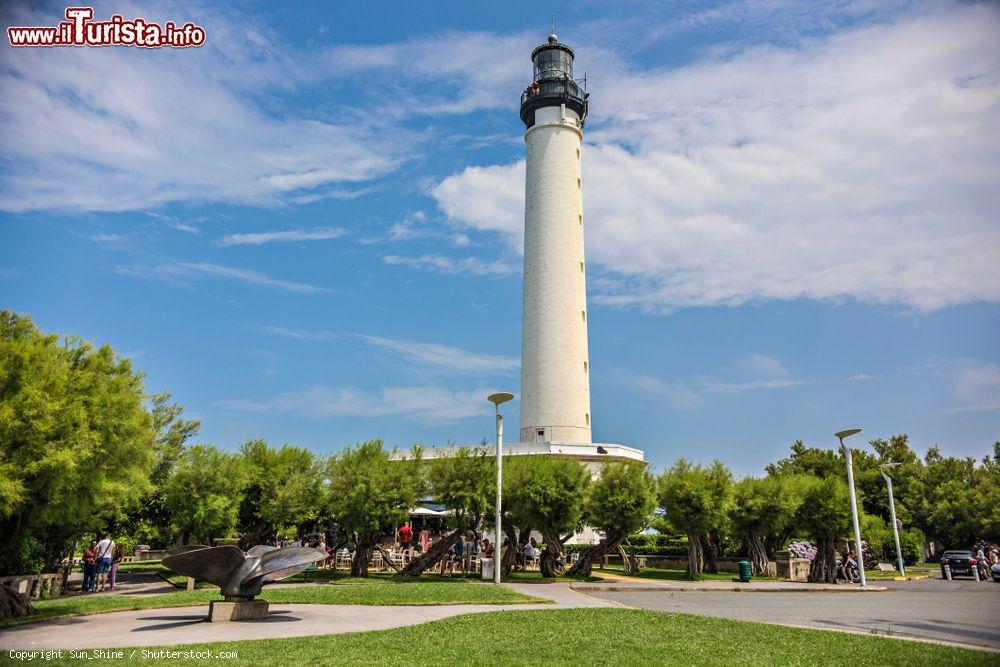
[540,529,565,578]
[808,537,837,583]
[616,543,639,575]
[701,533,718,574]
[686,532,704,579]
[746,530,769,576]
[351,538,375,578]
[397,531,460,577]
[500,525,519,576]
[0,586,34,620]
[566,533,624,578]
[374,543,402,573]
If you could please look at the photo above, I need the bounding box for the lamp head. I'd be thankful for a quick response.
[835,428,862,440]
[487,392,515,407]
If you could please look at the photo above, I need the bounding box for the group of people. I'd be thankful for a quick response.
[80,533,122,593]
[974,545,998,580]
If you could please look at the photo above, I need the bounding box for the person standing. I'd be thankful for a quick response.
[108,541,124,590]
[94,533,115,591]
[81,539,98,593]
[398,522,413,553]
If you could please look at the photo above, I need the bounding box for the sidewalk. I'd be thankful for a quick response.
[0,583,612,650]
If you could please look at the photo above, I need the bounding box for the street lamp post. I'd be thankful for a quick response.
[836,428,866,587]
[880,462,905,577]
[488,392,514,585]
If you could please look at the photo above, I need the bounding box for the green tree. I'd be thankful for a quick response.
[505,455,590,577]
[658,460,733,578]
[0,311,155,573]
[162,444,249,545]
[729,475,805,575]
[795,475,853,583]
[765,440,843,478]
[108,392,201,547]
[239,440,326,546]
[566,462,655,577]
[327,440,420,577]
[399,447,490,576]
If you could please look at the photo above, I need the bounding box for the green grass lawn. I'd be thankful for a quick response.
[599,564,780,582]
[0,581,544,629]
[36,608,992,666]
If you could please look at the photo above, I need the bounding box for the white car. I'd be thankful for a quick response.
[991,561,1000,582]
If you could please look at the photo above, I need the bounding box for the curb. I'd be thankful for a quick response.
[571,584,889,593]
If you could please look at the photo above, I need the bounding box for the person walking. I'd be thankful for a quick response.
[94,533,115,591]
[81,539,98,593]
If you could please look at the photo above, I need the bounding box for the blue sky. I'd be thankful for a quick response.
[1,0,998,474]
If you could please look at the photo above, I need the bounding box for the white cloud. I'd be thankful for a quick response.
[116,261,328,294]
[0,5,401,212]
[630,374,703,411]
[91,233,127,243]
[217,227,347,247]
[950,362,1000,412]
[432,5,1000,312]
[741,353,788,379]
[218,384,489,422]
[358,334,518,374]
[702,378,805,394]
[382,253,515,277]
[260,326,338,341]
[171,223,201,235]
[849,373,872,381]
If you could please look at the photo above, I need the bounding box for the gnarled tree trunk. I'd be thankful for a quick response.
[397,530,460,577]
[500,525,519,576]
[808,536,837,583]
[351,538,375,577]
[701,533,718,574]
[686,531,704,579]
[540,529,565,578]
[566,532,624,578]
[745,530,769,576]
[0,587,33,620]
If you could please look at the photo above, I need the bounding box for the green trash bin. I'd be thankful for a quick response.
[738,560,752,582]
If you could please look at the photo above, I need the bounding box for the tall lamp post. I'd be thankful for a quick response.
[836,428,866,587]
[880,462,905,577]
[488,392,514,585]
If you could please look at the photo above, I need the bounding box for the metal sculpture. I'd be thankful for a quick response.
[163,544,325,600]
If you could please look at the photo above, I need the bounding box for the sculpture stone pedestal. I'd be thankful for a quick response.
[208,599,268,622]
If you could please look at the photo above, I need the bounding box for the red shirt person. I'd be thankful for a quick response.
[398,522,413,547]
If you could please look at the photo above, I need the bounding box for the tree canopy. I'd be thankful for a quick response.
[0,311,155,573]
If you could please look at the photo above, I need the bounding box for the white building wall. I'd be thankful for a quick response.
[520,105,592,444]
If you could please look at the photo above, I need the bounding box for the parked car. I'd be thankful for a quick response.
[991,561,1000,583]
[939,551,977,578]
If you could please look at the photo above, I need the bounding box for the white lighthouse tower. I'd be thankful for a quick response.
[518,32,592,445]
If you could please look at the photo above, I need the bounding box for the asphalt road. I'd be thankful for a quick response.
[590,577,1000,650]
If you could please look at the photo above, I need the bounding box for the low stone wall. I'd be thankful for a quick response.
[774,551,811,582]
[138,549,166,561]
[0,571,68,600]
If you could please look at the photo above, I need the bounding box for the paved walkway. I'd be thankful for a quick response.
[588,577,1000,650]
[0,583,612,650]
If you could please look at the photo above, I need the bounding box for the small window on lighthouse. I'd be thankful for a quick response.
[576,148,580,159]
[585,413,590,426]
[583,361,588,373]
[577,177,582,189]
[580,262,584,272]
[578,214,583,225]
[582,310,586,322]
